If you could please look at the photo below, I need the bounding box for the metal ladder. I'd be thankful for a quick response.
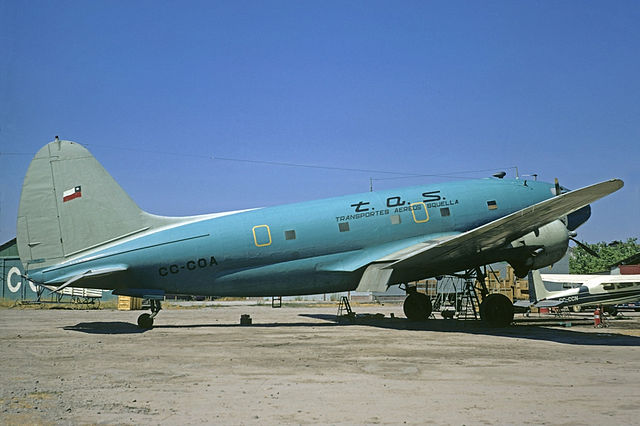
[457,279,479,320]
[271,296,282,308]
[337,296,354,320]
[431,292,446,312]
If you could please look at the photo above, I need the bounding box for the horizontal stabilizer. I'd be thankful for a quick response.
[534,300,565,308]
[45,265,128,292]
[514,298,564,309]
[513,300,533,308]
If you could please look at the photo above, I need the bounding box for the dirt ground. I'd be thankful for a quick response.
[1,303,639,425]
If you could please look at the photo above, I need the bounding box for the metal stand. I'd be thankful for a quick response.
[457,278,480,320]
[337,296,354,321]
[271,296,282,308]
[446,268,484,320]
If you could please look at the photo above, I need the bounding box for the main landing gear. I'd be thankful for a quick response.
[475,267,514,327]
[400,267,515,327]
[479,293,514,327]
[137,299,162,329]
[403,285,433,321]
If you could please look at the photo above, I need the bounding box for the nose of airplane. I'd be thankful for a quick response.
[567,204,591,231]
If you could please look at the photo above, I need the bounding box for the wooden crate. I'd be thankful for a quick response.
[117,296,142,310]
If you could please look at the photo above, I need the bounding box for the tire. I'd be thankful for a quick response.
[137,313,154,329]
[479,294,514,327]
[403,293,432,321]
[441,309,455,319]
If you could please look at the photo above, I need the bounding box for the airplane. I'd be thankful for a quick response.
[516,270,640,314]
[16,138,624,328]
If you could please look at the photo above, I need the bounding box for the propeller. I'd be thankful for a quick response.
[568,233,601,258]
[554,177,599,258]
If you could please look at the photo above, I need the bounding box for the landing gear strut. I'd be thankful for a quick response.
[403,285,432,321]
[137,299,162,329]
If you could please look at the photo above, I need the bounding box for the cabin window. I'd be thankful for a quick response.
[338,222,350,232]
[252,225,272,247]
[390,215,401,225]
[440,207,450,217]
[487,200,498,210]
[284,230,296,240]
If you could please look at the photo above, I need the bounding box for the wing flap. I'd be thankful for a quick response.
[354,262,394,292]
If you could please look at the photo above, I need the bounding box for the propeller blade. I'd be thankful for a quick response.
[570,237,600,258]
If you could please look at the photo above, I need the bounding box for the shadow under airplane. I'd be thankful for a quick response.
[63,321,149,334]
[300,314,640,347]
[63,314,640,347]
[62,320,338,334]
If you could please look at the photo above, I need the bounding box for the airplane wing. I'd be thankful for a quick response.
[319,234,459,292]
[540,274,599,283]
[382,179,623,272]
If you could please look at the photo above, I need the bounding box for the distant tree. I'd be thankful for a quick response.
[569,238,640,274]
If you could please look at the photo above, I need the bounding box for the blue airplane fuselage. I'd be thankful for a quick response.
[30,178,561,297]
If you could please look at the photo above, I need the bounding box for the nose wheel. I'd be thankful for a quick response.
[137,299,162,329]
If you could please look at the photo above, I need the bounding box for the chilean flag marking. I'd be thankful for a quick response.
[63,186,82,202]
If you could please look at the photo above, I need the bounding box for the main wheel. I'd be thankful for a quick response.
[403,292,432,321]
[479,294,514,327]
[137,313,154,329]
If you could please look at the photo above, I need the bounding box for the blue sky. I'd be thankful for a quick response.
[1,0,638,245]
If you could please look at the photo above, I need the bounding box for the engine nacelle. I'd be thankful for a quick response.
[507,219,569,278]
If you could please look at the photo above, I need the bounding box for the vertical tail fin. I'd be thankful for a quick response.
[17,139,178,271]
[527,270,551,302]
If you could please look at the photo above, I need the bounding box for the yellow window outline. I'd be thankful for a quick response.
[252,225,272,247]
[410,202,430,223]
